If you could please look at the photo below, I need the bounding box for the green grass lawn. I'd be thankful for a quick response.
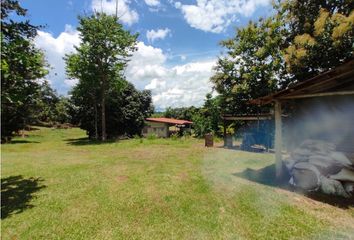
[2,127,354,239]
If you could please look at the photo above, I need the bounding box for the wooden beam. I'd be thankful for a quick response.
[274,100,283,180]
[279,90,354,100]
[222,116,272,121]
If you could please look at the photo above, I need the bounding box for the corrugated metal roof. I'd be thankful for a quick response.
[145,118,193,125]
[222,113,273,120]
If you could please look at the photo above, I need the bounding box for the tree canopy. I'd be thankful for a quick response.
[211,0,354,116]
[65,13,138,140]
[70,80,153,139]
[280,0,354,79]
[1,0,48,141]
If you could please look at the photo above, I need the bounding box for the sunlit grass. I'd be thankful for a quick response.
[1,127,354,239]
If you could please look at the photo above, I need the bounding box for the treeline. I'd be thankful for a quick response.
[159,93,221,137]
[160,93,248,138]
[1,0,153,142]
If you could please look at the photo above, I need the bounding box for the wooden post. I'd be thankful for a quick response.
[274,100,283,180]
[223,118,227,147]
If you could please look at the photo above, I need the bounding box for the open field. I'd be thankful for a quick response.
[2,127,354,239]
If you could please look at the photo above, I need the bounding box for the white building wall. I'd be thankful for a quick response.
[142,122,169,138]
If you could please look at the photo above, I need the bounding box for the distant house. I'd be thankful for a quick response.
[142,118,193,138]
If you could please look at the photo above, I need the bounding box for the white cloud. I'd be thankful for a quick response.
[35,27,216,109]
[174,1,182,8]
[175,0,269,33]
[145,78,166,90]
[35,25,81,94]
[91,0,138,25]
[126,42,216,109]
[64,79,79,87]
[146,28,171,43]
[146,0,166,12]
[145,0,160,7]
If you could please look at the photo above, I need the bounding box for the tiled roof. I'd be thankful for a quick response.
[146,117,193,125]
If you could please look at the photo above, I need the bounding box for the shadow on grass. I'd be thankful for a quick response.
[233,164,354,209]
[216,145,241,150]
[65,137,116,146]
[1,175,46,219]
[217,145,268,153]
[9,140,40,144]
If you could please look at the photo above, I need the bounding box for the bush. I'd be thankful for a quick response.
[170,133,179,140]
[133,134,144,143]
[147,133,157,140]
[192,113,212,138]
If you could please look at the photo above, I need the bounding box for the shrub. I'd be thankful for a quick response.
[170,133,179,140]
[147,133,157,140]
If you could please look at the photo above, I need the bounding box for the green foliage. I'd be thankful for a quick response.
[70,80,153,139]
[65,13,138,140]
[170,132,180,140]
[164,94,222,138]
[280,1,354,79]
[164,106,199,121]
[211,17,286,115]
[192,93,222,138]
[27,81,72,125]
[212,0,353,118]
[182,130,191,138]
[192,112,212,137]
[202,93,221,133]
[147,133,157,140]
[219,123,235,136]
[151,112,164,118]
[32,81,59,123]
[1,0,48,141]
[54,97,72,124]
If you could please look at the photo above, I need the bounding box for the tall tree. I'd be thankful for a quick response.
[66,49,101,138]
[211,16,288,115]
[66,13,137,140]
[1,0,48,141]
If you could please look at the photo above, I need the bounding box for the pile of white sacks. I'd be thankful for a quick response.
[284,139,354,198]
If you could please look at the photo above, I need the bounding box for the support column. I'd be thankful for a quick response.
[223,118,227,147]
[274,100,283,180]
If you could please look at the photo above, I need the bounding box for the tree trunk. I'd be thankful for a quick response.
[94,99,98,140]
[101,79,107,141]
[22,119,26,138]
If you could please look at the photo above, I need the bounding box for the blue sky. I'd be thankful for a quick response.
[22,0,273,110]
